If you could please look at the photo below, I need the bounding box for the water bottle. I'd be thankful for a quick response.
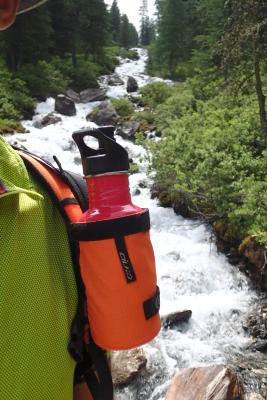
[72,126,160,350]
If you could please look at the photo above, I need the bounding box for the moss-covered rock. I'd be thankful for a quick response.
[239,237,266,270]
[0,119,26,135]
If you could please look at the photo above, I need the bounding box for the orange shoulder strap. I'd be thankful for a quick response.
[19,151,83,222]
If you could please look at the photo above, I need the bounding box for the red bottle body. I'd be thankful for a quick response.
[79,173,142,223]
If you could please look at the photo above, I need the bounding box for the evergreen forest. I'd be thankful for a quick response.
[0,0,266,255]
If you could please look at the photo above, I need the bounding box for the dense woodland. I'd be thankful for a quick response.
[0,0,266,251]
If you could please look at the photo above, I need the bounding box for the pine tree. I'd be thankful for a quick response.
[0,4,52,72]
[128,23,139,47]
[139,0,154,46]
[110,0,121,43]
[120,14,130,48]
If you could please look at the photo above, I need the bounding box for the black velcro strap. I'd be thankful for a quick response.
[61,198,79,207]
[115,236,136,283]
[70,209,150,241]
[86,341,113,400]
[143,286,160,320]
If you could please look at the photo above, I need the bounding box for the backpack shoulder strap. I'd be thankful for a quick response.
[18,150,85,222]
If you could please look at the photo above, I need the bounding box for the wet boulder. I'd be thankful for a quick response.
[107,74,124,86]
[239,237,266,270]
[66,89,80,103]
[127,76,138,93]
[111,348,147,387]
[33,112,62,129]
[80,88,106,103]
[161,310,192,329]
[55,94,76,116]
[165,365,245,400]
[86,101,119,126]
[116,121,140,141]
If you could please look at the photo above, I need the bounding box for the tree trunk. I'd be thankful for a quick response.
[254,41,267,146]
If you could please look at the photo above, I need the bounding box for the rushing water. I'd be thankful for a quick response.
[7,49,258,400]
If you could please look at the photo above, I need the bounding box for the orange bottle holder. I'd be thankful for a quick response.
[71,209,161,350]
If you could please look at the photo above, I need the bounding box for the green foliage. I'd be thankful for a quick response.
[51,56,100,91]
[17,61,69,99]
[154,85,196,131]
[143,81,267,246]
[139,82,176,108]
[111,98,134,118]
[134,111,155,126]
[129,162,140,174]
[0,63,35,119]
[119,49,139,61]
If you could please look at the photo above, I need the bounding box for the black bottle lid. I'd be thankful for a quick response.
[72,126,130,176]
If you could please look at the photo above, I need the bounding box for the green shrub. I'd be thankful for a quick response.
[111,98,134,118]
[139,81,175,109]
[51,56,100,91]
[147,88,267,246]
[17,60,69,99]
[0,63,35,119]
[104,46,139,62]
[154,86,196,132]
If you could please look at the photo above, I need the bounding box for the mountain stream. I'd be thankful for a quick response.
[7,49,263,400]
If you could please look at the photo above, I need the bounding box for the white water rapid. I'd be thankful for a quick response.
[7,49,258,400]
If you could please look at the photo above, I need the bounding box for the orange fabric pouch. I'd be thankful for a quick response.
[70,209,160,350]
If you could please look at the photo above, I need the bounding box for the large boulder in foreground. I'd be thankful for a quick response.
[111,348,147,387]
[86,101,119,126]
[116,121,140,141]
[80,88,106,103]
[55,94,76,116]
[165,365,244,400]
[127,76,138,93]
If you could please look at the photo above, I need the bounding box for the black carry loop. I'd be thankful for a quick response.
[16,146,114,400]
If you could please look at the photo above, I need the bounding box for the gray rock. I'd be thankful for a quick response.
[111,348,147,387]
[127,76,138,93]
[107,74,124,86]
[165,365,245,400]
[55,94,76,116]
[86,101,119,126]
[80,88,106,103]
[116,121,140,140]
[247,339,267,353]
[132,188,141,196]
[66,89,80,103]
[33,112,62,129]
[161,310,192,329]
